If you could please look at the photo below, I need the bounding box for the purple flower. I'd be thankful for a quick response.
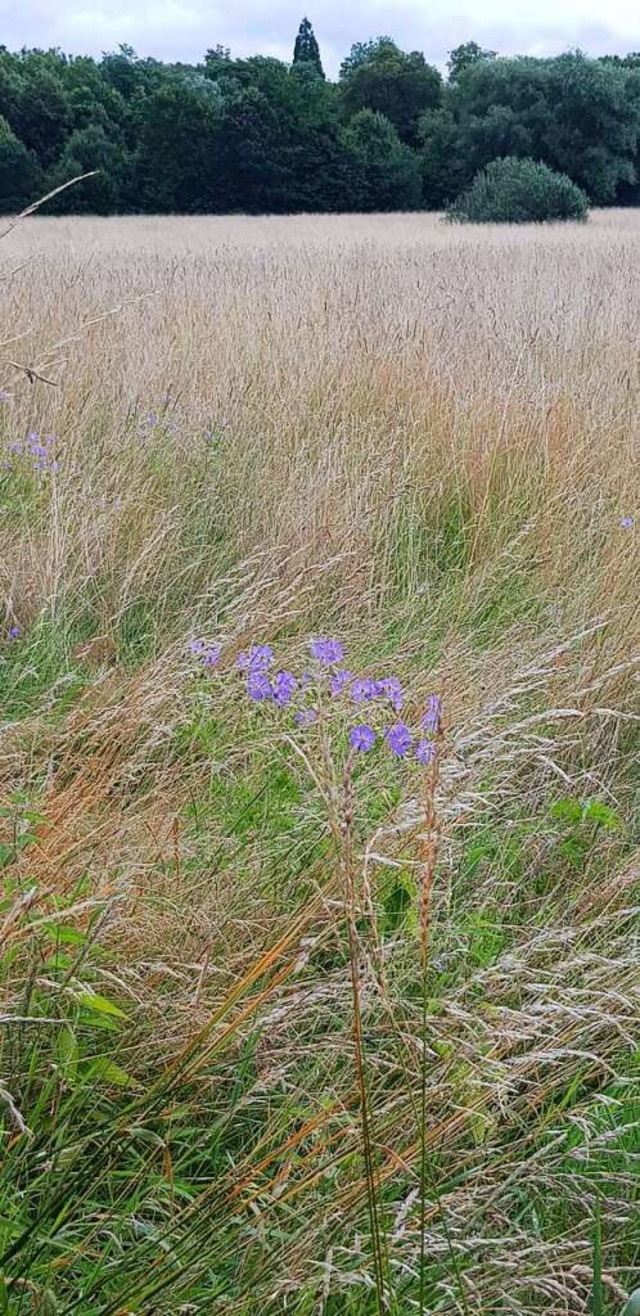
[272,669,297,706]
[9,441,23,455]
[416,739,436,765]
[330,668,352,696]
[620,515,634,529]
[8,624,21,640]
[247,671,273,702]
[203,644,222,668]
[422,694,441,733]
[0,389,9,402]
[237,644,273,672]
[349,724,376,753]
[295,707,317,726]
[146,412,158,428]
[309,637,344,666]
[189,639,205,655]
[351,678,379,702]
[249,644,273,669]
[385,722,412,757]
[379,677,403,712]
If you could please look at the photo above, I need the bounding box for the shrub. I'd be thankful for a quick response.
[448,156,589,223]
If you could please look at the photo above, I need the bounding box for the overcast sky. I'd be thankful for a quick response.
[1,0,639,75]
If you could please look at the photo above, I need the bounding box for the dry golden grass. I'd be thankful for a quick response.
[0,211,638,1314]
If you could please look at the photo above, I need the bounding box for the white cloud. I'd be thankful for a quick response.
[0,0,637,73]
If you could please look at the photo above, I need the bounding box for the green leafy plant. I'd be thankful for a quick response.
[448,156,589,223]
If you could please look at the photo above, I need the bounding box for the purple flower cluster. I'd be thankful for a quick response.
[330,668,352,696]
[4,432,59,478]
[421,694,441,733]
[310,637,345,665]
[237,644,273,672]
[236,644,300,708]
[7,624,21,640]
[295,707,318,726]
[272,669,298,707]
[348,721,438,760]
[620,515,634,529]
[188,630,441,765]
[190,639,222,669]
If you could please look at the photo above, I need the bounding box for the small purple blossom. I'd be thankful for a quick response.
[379,677,403,712]
[247,671,273,702]
[9,441,23,455]
[329,668,352,696]
[272,669,297,706]
[309,637,344,666]
[202,644,222,668]
[8,624,21,640]
[416,739,436,765]
[0,389,9,402]
[237,644,273,672]
[295,708,318,726]
[385,722,412,757]
[422,694,442,733]
[351,678,377,702]
[146,412,158,428]
[620,515,634,529]
[249,644,273,669]
[349,724,376,753]
[190,638,222,668]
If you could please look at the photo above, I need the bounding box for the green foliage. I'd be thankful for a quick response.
[423,51,640,208]
[340,108,422,210]
[339,37,442,146]
[447,41,497,84]
[449,156,589,224]
[0,37,639,213]
[0,113,41,212]
[48,125,129,213]
[293,17,324,79]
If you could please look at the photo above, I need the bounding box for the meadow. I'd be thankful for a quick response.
[0,210,638,1315]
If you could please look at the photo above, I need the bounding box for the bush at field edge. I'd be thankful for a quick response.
[448,156,590,224]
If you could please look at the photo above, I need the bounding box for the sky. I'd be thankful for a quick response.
[1,0,639,75]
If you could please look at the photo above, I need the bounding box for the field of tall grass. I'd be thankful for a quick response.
[1,210,638,1315]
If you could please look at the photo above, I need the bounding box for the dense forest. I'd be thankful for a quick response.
[2,19,640,214]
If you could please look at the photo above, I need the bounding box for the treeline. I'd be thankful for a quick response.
[1,21,640,214]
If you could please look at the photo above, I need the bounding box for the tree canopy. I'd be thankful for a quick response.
[0,25,639,214]
[293,18,324,79]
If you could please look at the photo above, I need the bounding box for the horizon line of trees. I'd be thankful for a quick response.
[2,20,640,215]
